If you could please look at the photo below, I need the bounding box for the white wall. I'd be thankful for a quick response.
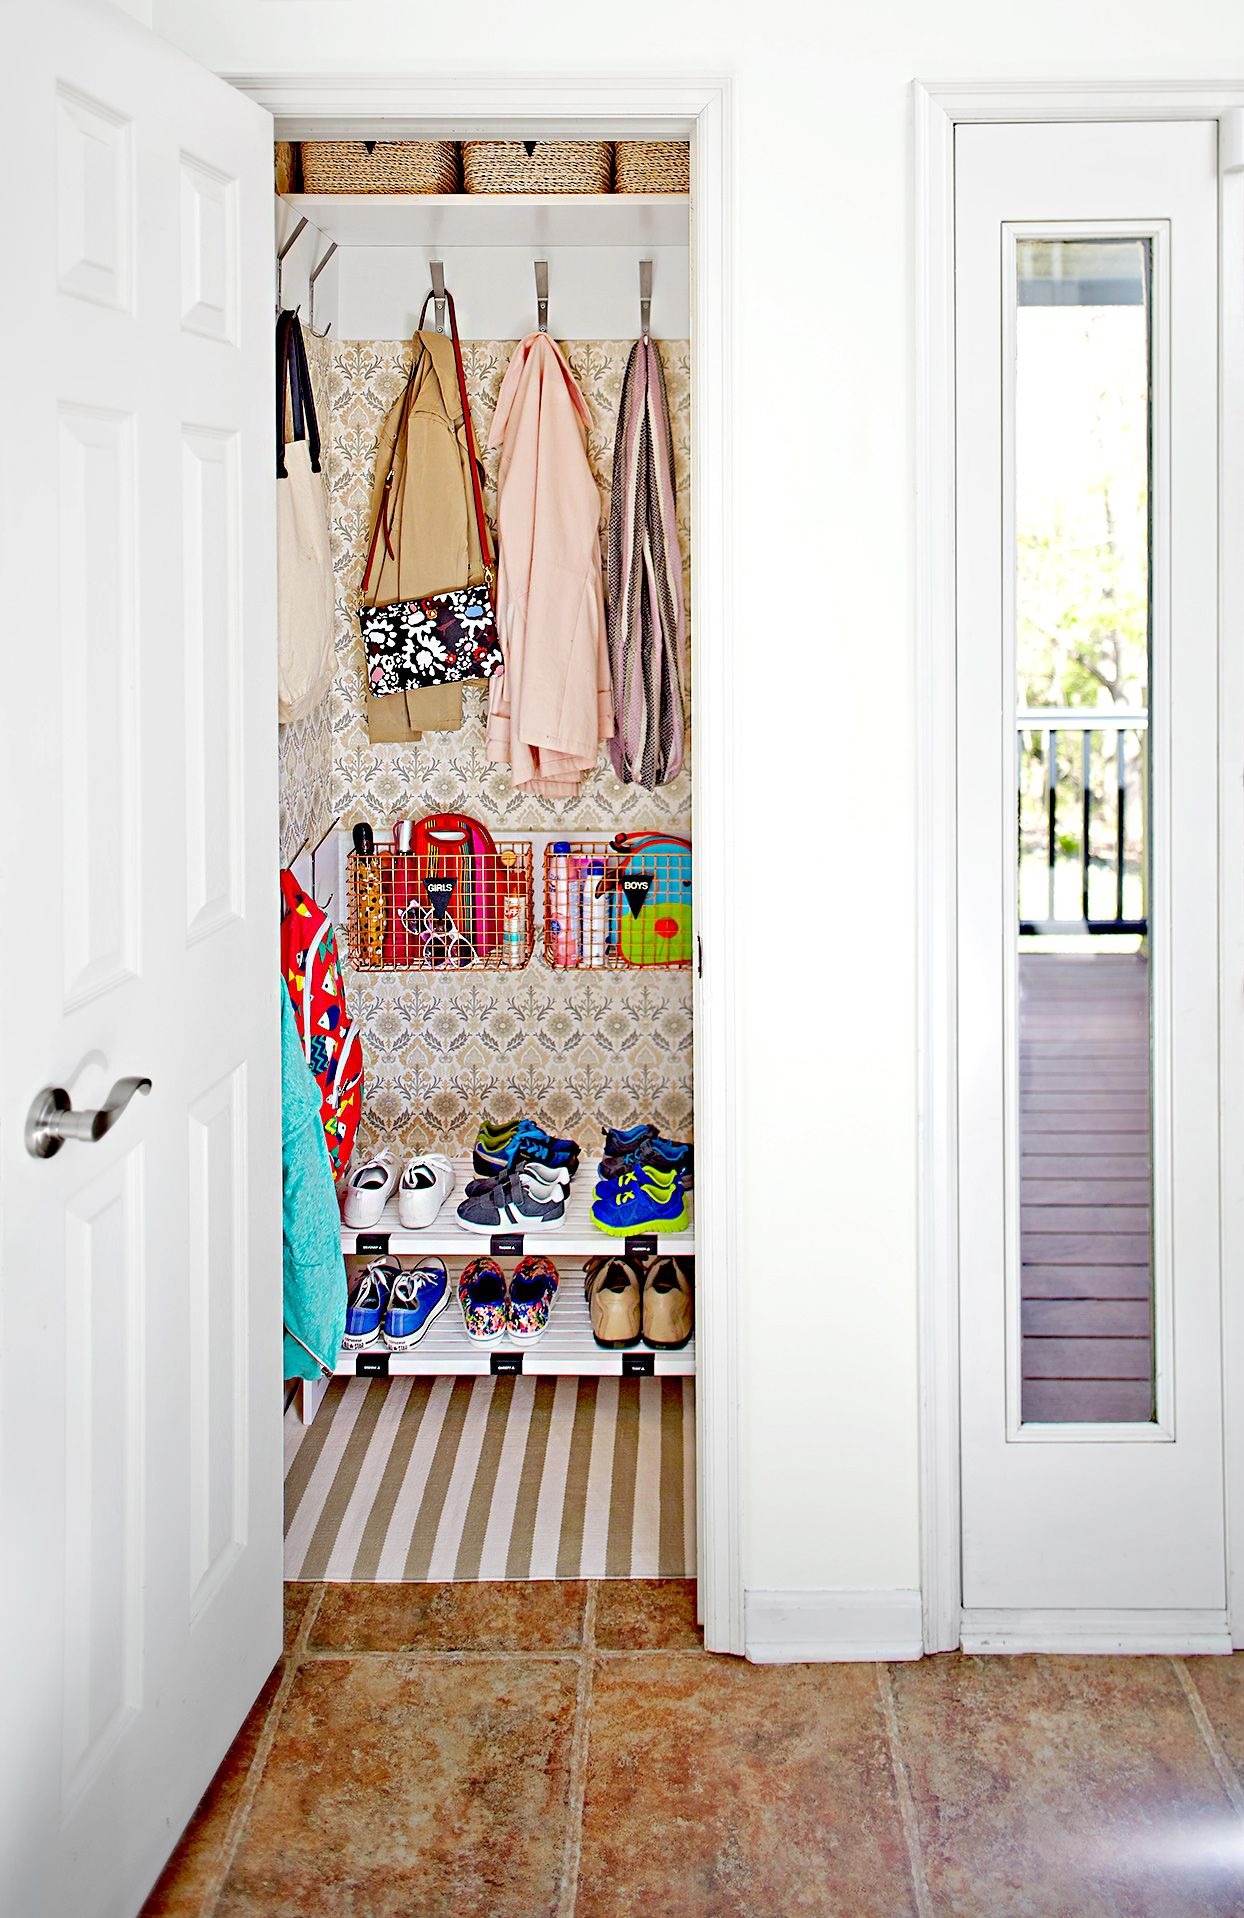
[153,0,1244,1609]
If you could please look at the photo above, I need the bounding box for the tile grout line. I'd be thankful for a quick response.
[204,1583,327,1918]
[556,1583,598,1918]
[1171,1657,1244,1818]
[876,1662,937,1918]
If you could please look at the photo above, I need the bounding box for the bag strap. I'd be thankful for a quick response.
[418,287,494,581]
[277,311,322,480]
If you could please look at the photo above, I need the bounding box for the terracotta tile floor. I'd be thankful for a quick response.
[144,1581,1244,1917]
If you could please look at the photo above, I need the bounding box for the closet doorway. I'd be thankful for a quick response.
[253,82,736,1641]
[0,20,738,1913]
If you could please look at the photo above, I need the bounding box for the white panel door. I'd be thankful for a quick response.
[955,122,1225,1626]
[0,4,279,1911]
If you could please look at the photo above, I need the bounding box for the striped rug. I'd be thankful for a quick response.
[285,1376,696,1581]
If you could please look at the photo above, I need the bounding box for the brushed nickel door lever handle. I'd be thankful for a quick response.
[24,1076,152,1159]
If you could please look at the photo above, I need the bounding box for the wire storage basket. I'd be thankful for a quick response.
[300,141,461,194]
[348,839,534,972]
[613,141,690,194]
[543,837,692,970]
[461,141,613,195]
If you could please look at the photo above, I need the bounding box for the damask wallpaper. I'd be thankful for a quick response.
[281,334,694,1158]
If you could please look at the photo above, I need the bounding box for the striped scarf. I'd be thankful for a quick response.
[606,338,686,788]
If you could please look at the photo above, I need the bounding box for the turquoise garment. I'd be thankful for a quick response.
[282,989,347,1379]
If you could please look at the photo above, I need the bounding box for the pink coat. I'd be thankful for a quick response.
[486,334,614,798]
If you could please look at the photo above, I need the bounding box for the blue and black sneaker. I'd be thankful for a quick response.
[598,1130,694,1188]
[383,1258,450,1350]
[343,1257,401,1349]
[472,1120,580,1181]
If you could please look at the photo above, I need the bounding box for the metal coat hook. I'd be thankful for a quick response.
[430,260,446,333]
[535,259,549,334]
[308,239,337,338]
[276,215,308,313]
[639,259,653,342]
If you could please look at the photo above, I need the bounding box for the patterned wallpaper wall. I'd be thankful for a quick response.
[281,335,694,1158]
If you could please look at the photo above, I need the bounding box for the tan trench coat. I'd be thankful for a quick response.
[362,329,489,742]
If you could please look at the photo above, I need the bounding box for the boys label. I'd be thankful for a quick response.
[621,872,654,917]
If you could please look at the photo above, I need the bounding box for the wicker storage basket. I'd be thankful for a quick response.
[614,141,691,194]
[461,140,613,195]
[300,140,460,195]
[274,141,298,196]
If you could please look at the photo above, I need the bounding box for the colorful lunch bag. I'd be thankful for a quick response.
[280,868,363,1175]
[614,833,693,967]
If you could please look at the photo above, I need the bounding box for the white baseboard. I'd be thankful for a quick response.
[960,1607,1232,1655]
[744,1589,923,1663]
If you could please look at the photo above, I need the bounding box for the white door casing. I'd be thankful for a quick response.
[0,3,278,1911]
[954,120,1225,1633]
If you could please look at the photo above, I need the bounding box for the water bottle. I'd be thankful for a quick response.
[581,859,607,967]
[549,842,580,967]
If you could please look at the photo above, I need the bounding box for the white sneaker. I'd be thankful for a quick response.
[341,1149,399,1228]
[397,1154,456,1229]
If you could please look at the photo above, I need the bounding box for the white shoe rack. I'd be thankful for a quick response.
[334,1155,695,1380]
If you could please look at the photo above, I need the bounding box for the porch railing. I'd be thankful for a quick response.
[1017,708,1148,937]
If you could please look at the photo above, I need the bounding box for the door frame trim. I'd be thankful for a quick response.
[915,80,1244,1654]
[230,73,744,1656]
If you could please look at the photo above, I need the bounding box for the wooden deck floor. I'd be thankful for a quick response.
[1020,951,1153,1423]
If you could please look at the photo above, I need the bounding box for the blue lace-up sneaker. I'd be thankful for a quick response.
[383,1258,450,1350]
[343,1257,401,1348]
[472,1120,580,1181]
[591,1167,690,1236]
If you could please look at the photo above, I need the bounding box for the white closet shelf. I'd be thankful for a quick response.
[332,1286,694,1380]
[339,1157,695,1262]
[283,192,690,250]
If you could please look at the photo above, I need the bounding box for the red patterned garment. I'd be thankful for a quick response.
[279,868,363,1177]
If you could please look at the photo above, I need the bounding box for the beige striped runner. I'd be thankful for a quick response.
[285,1377,696,1581]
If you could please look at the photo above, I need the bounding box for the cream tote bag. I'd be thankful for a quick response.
[277,311,336,725]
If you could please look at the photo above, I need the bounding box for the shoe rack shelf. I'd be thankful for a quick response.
[338,1157,695,1262]
[331,1281,695,1380]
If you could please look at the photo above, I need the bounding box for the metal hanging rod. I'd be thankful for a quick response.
[639,258,653,342]
[534,259,549,334]
[275,216,308,313]
[430,260,446,334]
[307,239,337,339]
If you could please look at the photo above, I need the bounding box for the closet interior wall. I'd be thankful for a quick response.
[278,308,693,1159]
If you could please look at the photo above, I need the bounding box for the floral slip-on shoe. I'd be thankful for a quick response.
[506,1256,560,1343]
[458,1257,508,1345]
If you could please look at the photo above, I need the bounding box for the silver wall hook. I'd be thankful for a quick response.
[535,259,549,334]
[308,238,337,338]
[275,215,308,313]
[430,260,446,333]
[639,258,653,342]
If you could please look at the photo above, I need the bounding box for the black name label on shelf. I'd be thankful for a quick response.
[491,1232,524,1257]
[357,1351,390,1377]
[491,1351,524,1375]
[355,1231,390,1257]
[625,1233,658,1258]
[622,1351,655,1377]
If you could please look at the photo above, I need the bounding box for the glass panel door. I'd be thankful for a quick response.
[1013,236,1154,1423]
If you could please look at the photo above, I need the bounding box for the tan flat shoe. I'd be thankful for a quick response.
[584,1256,642,1349]
[642,1258,694,1350]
